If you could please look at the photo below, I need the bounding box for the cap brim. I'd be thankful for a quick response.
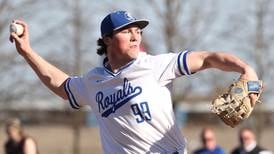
[113,19,149,32]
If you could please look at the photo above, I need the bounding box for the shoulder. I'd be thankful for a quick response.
[23,136,37,148]
[76,67,105,80]
[23,137,38,154]
[24,137,36,145]
[141,52,177,58]
[136,52,178,63]
[87,67,105,75]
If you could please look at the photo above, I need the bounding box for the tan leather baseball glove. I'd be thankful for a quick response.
[211,79,263,127]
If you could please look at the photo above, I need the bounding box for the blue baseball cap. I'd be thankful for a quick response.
[100,11,149,37]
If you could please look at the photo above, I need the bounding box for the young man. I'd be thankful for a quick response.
[10,10,261,153]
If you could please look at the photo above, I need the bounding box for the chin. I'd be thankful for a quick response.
[128,50,139,58]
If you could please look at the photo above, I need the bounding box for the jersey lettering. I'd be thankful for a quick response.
[96,78,142,117]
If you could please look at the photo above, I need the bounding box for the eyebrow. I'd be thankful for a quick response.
[113,26,142,35]
[121,24,141,31]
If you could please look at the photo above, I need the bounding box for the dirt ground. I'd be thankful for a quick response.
[0,125,273,154]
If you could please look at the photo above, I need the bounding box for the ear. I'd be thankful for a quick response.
[103,37,112,46]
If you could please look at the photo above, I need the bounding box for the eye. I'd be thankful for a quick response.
[121,29,130,34]
[136,30,143,35]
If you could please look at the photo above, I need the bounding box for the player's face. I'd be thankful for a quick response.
[109,25,142,59]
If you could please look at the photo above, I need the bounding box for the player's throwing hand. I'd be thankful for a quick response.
[9,20,32,56]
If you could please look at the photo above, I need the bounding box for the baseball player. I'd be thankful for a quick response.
[10,10,261,154]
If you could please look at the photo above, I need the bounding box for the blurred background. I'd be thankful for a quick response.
[0,0,273,153]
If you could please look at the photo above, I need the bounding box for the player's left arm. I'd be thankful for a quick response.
[187,51,259,104]
[187,51,258,80]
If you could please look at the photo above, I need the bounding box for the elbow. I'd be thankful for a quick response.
[53,86,68,100]
[203,52,229,69]
[58,78,69,100]
[60,92,68,100]
[200,52,216,69]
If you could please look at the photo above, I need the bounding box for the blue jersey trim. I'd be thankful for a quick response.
[183,51,190,75]
[177,52,185,75]
[104,67,122,77]
[64,78,81,109]
[177,50,191,75]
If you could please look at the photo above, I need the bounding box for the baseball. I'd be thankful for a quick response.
[10,22,24,36]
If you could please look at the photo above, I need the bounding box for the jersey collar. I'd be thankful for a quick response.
[103,57,136,76]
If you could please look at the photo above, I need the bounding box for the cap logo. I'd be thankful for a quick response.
[124,12,135,21]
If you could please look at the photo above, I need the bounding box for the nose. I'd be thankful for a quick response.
[130,31,138,42]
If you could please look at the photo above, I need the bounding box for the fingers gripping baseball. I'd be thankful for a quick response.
[9,20,32,56]
[10,22,24,36]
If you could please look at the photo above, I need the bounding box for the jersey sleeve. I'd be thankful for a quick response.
[153,50,192,84]
[64,76,89,109]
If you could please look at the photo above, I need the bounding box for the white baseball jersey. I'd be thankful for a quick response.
[64,50,192,154]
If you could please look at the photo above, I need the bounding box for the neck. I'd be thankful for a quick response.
[106,52,137,72]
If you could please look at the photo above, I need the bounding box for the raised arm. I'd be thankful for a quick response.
[188,51,258,81]
[10,20,68,100]
[187,51,260,105]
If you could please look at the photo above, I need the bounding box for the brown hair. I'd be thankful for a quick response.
[97,33,113,56]
[97,38,107,56]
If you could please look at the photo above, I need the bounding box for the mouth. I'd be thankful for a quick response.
[130,45,138,49]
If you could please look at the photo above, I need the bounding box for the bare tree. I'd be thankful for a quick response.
[52,1,98,153]
[147,0,218,52]
[143,0,219,106]
[0,0,55,103]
